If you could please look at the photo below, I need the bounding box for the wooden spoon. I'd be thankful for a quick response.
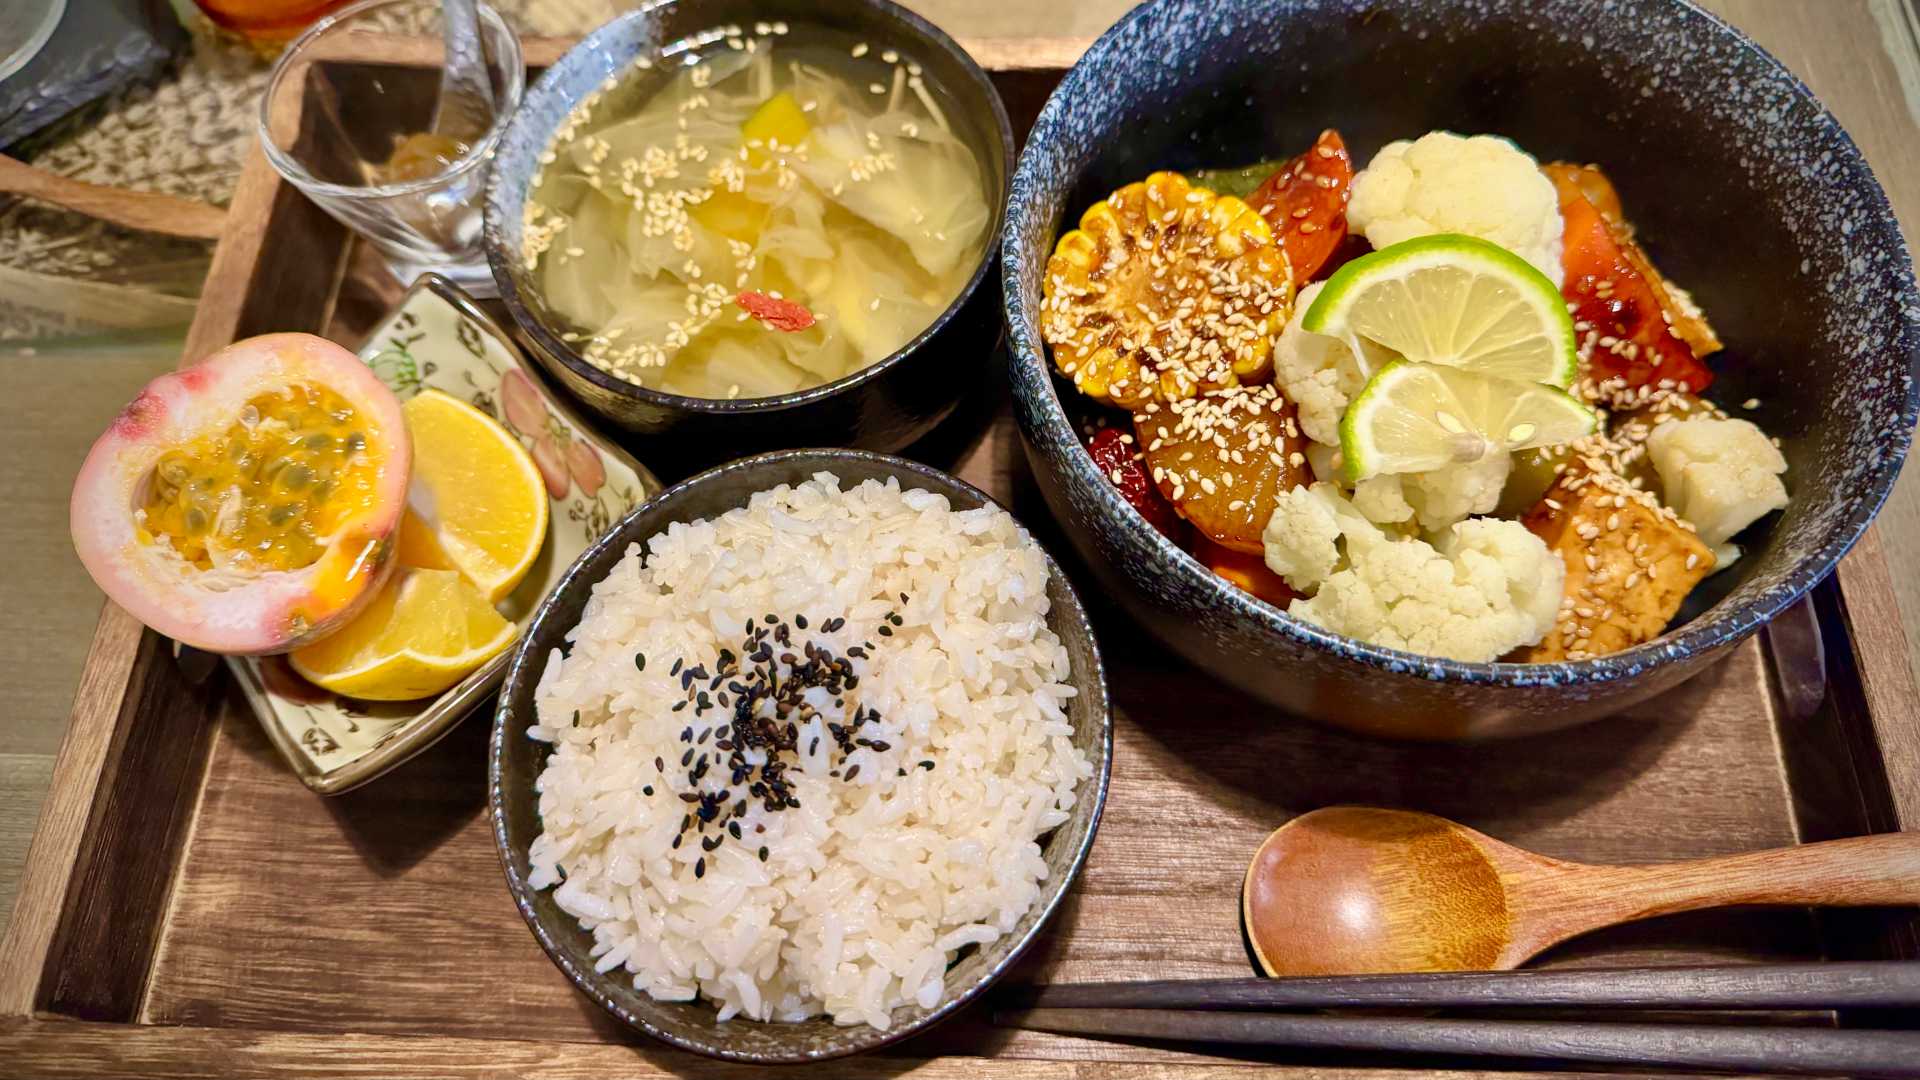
[0,154,226,240]
[1242,806,1920,976]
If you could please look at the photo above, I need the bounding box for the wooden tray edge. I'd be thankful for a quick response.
[7,25,1916,1034]
[0,1014,1606,1080]
[0,605,141,1015]
[1831,529,1920,828]
[0,129,354,1017]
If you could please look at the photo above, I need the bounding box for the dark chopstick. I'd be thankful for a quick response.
[994,1011,1920,1078]
[1003,962,1920,1011]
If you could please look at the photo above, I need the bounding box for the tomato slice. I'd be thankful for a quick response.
[1547,173,1713,394]
[1248,129,1354,286]
[1086,427,1187,541]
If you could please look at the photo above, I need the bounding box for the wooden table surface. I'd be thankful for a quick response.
[5,0,1920,938]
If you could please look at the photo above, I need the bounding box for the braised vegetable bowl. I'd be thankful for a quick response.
[1002,0,1919,738]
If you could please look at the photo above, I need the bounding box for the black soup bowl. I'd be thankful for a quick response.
[1002,0,1919,739]
[484,0,1012,470]
[490,449,1111,1062]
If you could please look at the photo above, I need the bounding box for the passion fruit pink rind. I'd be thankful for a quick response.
[70,332,412,654]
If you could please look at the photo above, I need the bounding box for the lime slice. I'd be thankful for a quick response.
[1340,360,1597,483]
[1303,233,1577,388]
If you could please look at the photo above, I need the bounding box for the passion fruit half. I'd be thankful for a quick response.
[70,333,411,654]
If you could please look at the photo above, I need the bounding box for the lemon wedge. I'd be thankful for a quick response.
[394,505,457,571]
[401,389,548,604]
[1302,233,1578,388]
[1340,359,1597,483]
[289,567,516,700]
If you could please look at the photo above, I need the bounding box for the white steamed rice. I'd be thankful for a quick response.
[526,472,1090,1029]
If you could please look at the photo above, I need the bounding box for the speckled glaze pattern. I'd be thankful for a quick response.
[1002,0,1919,738]
[489,449,1112,1062]
[482,0,1012,470]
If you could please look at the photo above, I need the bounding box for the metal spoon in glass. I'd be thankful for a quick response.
[433,0,495,145]
[1243,806,1920,976]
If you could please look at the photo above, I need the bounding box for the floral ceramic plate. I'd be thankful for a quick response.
[229,274,659,795]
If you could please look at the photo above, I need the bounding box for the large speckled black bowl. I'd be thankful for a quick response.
[1004,0,1919,739]
[483,0,1011,472]
[490,449,1111,1062]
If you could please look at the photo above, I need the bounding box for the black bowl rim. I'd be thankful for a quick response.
[482,0,1016,415]
[488,447,1114,1062]
[1000,0,1920,690]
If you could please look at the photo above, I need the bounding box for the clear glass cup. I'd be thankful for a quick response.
[258,0,523,293]
[0,0,66,82]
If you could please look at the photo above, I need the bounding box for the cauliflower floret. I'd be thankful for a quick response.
[1261,483,1563,662]
[1436,517,1566,636]
[1261,483,1373,591]
[1273,282,1395,445]
[1351,474,1416,525]
[1355,453,1513,535]
[1645,416,1789,565]
[1347,131,1565,286]
[1406,453,1512,533]
[1303,440,1342,486]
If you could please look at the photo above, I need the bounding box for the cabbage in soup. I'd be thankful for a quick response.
[522,23,992,400]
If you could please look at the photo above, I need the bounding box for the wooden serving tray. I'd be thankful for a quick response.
[4,35,1918,1078]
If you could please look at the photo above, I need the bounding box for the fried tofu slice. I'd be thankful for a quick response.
[1512,465,1714,662]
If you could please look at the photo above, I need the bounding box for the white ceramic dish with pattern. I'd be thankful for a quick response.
[230,274,659,794]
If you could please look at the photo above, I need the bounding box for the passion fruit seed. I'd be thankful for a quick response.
[137,383,383,573]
